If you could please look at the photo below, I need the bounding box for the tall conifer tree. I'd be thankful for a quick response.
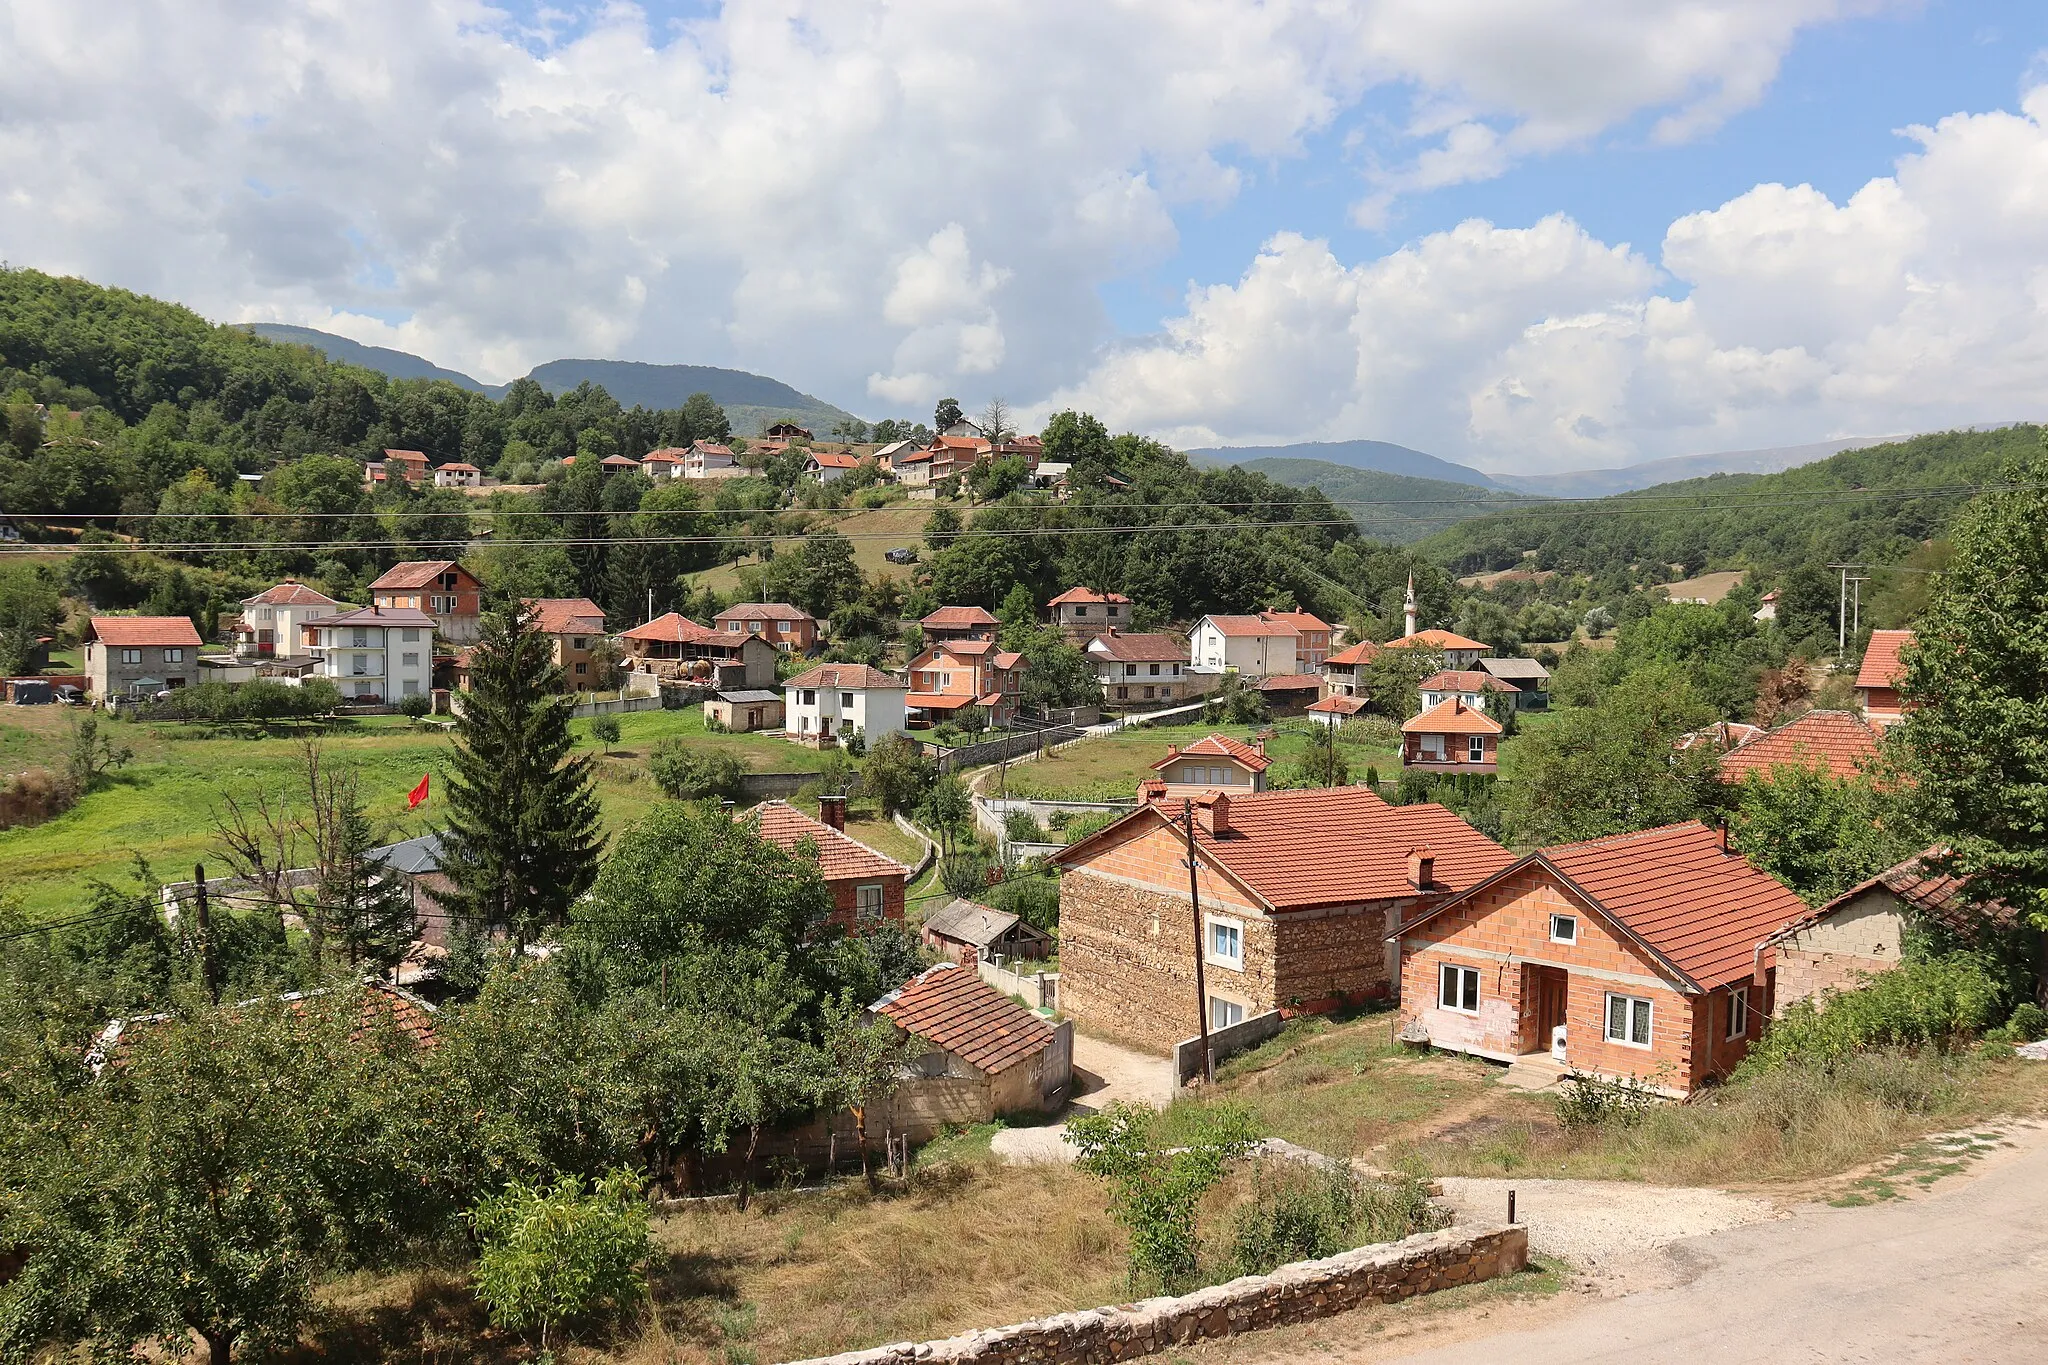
[440,604,603,947]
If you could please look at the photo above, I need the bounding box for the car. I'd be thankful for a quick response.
[884,547,918,565]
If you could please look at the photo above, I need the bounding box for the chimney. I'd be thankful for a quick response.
[1197,791,1231,836]
[818,794,847,831]
[1252,739,1266,758]
[1408,845,1435,890]
[1717,818,1729,853]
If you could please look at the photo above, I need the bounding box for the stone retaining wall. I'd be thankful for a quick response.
[786,1223,1527,1365]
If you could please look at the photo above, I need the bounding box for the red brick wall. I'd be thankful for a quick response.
[825,872,906,934]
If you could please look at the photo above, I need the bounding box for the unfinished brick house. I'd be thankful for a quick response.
[1394,822,1808,1096]
[1052,787,1514,1053]
[1856,629,1914,726]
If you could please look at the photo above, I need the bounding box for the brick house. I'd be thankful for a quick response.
[1856,629,1913,726]
[1052,786,1514,1052]
[750,798,909,934]
[234,581,344,659]
[1383,628,1488,670]
[1765,848,2019,1014]
[616,612,778,689]
[783,662,908,747]
[1394,821,1808,1095]
[1261,610,1332,667]
[379,448,429,484]
[904,638,1026,727]
[1401,698,1503,773]
[919,605,999,644]
[523,598,607,687]
[1087,630,1192,705]
[1320,640,1381,698]
[83,616,203,698]
[1717,709,1881,783]
[369,560,483,645]
[715,602,819,653]
[639,447,687,480]
[1048,586,1134,641]
[1144,733,1271,801]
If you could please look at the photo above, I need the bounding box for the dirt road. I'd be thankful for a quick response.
[988,1033,1174,1164]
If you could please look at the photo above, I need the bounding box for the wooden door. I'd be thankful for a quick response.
[1526,966,1568,1054]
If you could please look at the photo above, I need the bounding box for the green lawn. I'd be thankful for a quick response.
[996,720,1401,802]
[0,704,835,918]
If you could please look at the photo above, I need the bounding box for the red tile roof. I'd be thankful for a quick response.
[1307,694,1369,715]
[1059,786,1514,912]
[921,606,999,629]
[992,650,1026,670]
[872,963,1055,1076]
[369,560,473,592]
[1203,614,1298,638]
[715,602,813,624]
[382,448,428,463]
[1535,822,1807,990]
[1777,846,2019,943]
[1857,629,1913,691]
[1263,609,1329,635]
[1718,710,1881,782]
[1385,628,1488,651]
[524,597,606,635]
[692,442,735,457]
[641,447,687,463]
[1324,640,1382,667]
[1048,586,1132,607]
[1088,632,1186,663]
[88,615,202,647]
[784,663,907,690]
[437,462,480,473]
[1401,697,1503,736]
[931,434,991,452]
[1256,672,1323,693]
[600,454,641,467]
[1152,733,1271,774]
[241,581,339,608]
[1419,670,1516,694]
[619,612,723,645]
[749,800,910,883]
[808,450,861,469]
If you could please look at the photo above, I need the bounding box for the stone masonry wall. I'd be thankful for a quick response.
[788,1224,1528,1365]
[1059,868,1251,1053]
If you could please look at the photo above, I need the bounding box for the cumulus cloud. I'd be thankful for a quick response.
[1056,83,2048,470]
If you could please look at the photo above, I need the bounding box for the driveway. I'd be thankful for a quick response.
[990,1033,1174,1164]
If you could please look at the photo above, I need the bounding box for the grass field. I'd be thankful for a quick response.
[0,705,836,918]
[683,505,933,595]
[996,720,1402,803]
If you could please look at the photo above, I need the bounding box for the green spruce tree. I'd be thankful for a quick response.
[320,794,419,979]
[440,605,603,948]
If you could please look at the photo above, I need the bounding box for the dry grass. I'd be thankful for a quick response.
[682,506,932,595]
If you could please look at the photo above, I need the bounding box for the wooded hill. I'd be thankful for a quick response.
[1415,425,2041,577]
[1225,457,1531,543]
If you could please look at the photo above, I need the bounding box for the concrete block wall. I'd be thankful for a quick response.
[788,1223,1529,1365]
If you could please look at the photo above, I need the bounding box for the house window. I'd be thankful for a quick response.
[571,637,587,650]
[798,689,816,706]
[402,679,421,697]
[1210,766,1226,785]
[1142,686,1154,699]
[1207,917,1243,969]
[727,621,741,632]
[840,692,854,708]
[1467,736,1486,762]
[402,628,419,643]
[163,648,184,663]
[1549,914,1578,945]
[1726,986,1750,1040]
[1125,664,1137,677]
[1210,996,1244,1030]
[1116,686,1128,700]
[352,629,369,648]
[1605,993,1654,1048]
[1149,663,1161,676]
[855,883,885,923]
[402,652,420,667]
[574,662,587,675]
[121,648,142,665]
[1073,604,1088,616]
[1439,963,1480,1014]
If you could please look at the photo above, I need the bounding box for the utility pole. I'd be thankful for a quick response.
[1180,799,1214,1084]
[192,862,219,1004]
[646,587,654,625]
[1849,574,1868,640]
[1827,564,1865,653]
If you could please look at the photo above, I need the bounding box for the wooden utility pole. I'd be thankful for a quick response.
[1180,799,1214,1083]
[192,862,220,1004]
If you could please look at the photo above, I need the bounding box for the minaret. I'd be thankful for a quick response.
[1403,574,1418,637]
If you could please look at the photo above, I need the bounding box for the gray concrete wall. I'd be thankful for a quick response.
[1175,1008,1287,1087]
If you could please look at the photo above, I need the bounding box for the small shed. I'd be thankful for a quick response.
[871,963,1073,1123]
[921,898,1054,965]
[706,688,785,733]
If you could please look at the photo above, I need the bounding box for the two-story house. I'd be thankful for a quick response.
[1320,640,1381,698]
[433,462,481,489]
[369,561,483,645]
[1188,614,1300,678]
[524,598,607,687]
[84,616,202,699]
[1262,610,1332,667]
[639,448,687,480]
[1086,631,1190,705]
[715,603,818,653]
[1048,587,1133,642]
[783,663,908,748]
[805,450,861,483]
[380,449,429,484]
[617,612,778,689]
[1857,629,1913,726]
[1140,733,1270,802]
[1394,821,1806,1095]
[301,606,438,705]
[904,639,1026,727]
[1417,670,1517,713]
[234,582,344,659]
[1401,698,1503,773]
[749,797,909,934]
[1054,786,1514,1052]
[684,442,743,479]
[918,605,999,644]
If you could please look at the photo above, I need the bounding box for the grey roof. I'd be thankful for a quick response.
[1479,656,1550,682]
[923,898,1026,948]
[371,831,445,876]
[716,689,783,704]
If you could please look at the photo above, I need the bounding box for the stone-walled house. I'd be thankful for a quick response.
[1394,821,1807,1095]
[84,616,203,699]
[1052,787,1514,1053]
[1048,586,1133,642]
[1087,630,1193,705]
[869,963,1074,1131]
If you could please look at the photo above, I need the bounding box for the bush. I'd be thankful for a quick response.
[0,766,76,829]
[647,741,745,801]
[398,692,433,720]
[1228,1163,1446,1277]
[1985,1001,2048,1045]
[1003,809,1046,844]
[468,1170,650,1353]
[1742,954,2006,1072]
[1554,1073,1659,1130]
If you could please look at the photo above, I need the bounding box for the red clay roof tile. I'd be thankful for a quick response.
[1717,710,1881,782]
[749,800,910,883]
[1401,697,1504,736]
[88,615,203,647]
[873,963,1055,1075]
[1857,629,1913,691]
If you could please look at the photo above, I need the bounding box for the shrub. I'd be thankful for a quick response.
[1229,1163,1447,1277]
[468,1170,650,1354]
[647,741,745,801]
[1003,809,1046,844]
[1985,1001,2048,1045]
[398,692,433,720]
[1068,1101,1263,1293]
[0,766,76,829]
[1554,1073,1659,1130]
[1742,955,2007,1072]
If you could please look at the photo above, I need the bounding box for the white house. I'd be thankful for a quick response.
[640,448,687,480]
[301,606,438,704]
[1416,670,1518,713]
[235,581,346,659]
[806,449,861,484]
[1188,614,1299,678]
[433,462,481,489]
[783,663,909,748]
[684,441,742,478]
[1085,631,1193,704]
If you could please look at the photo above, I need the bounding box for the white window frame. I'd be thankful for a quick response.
[855,883,885,923]
[840,691,855,709]
[1467,735,1486,762]
[1209,996,1245,1030]
[798,689,816,706]
[1605,992,1654,1049]
[1206,915,1244,970]
[1548,914,1578,946]
[163,648,183,664]
[1725,985,1750,1041]
[1439,963,1480,1014]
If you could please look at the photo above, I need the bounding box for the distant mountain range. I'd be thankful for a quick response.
[245,324,863,436]
[1226,460,1530,544]
[1187,439,1503,488]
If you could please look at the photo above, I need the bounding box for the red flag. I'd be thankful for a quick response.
[407,773,430,810]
